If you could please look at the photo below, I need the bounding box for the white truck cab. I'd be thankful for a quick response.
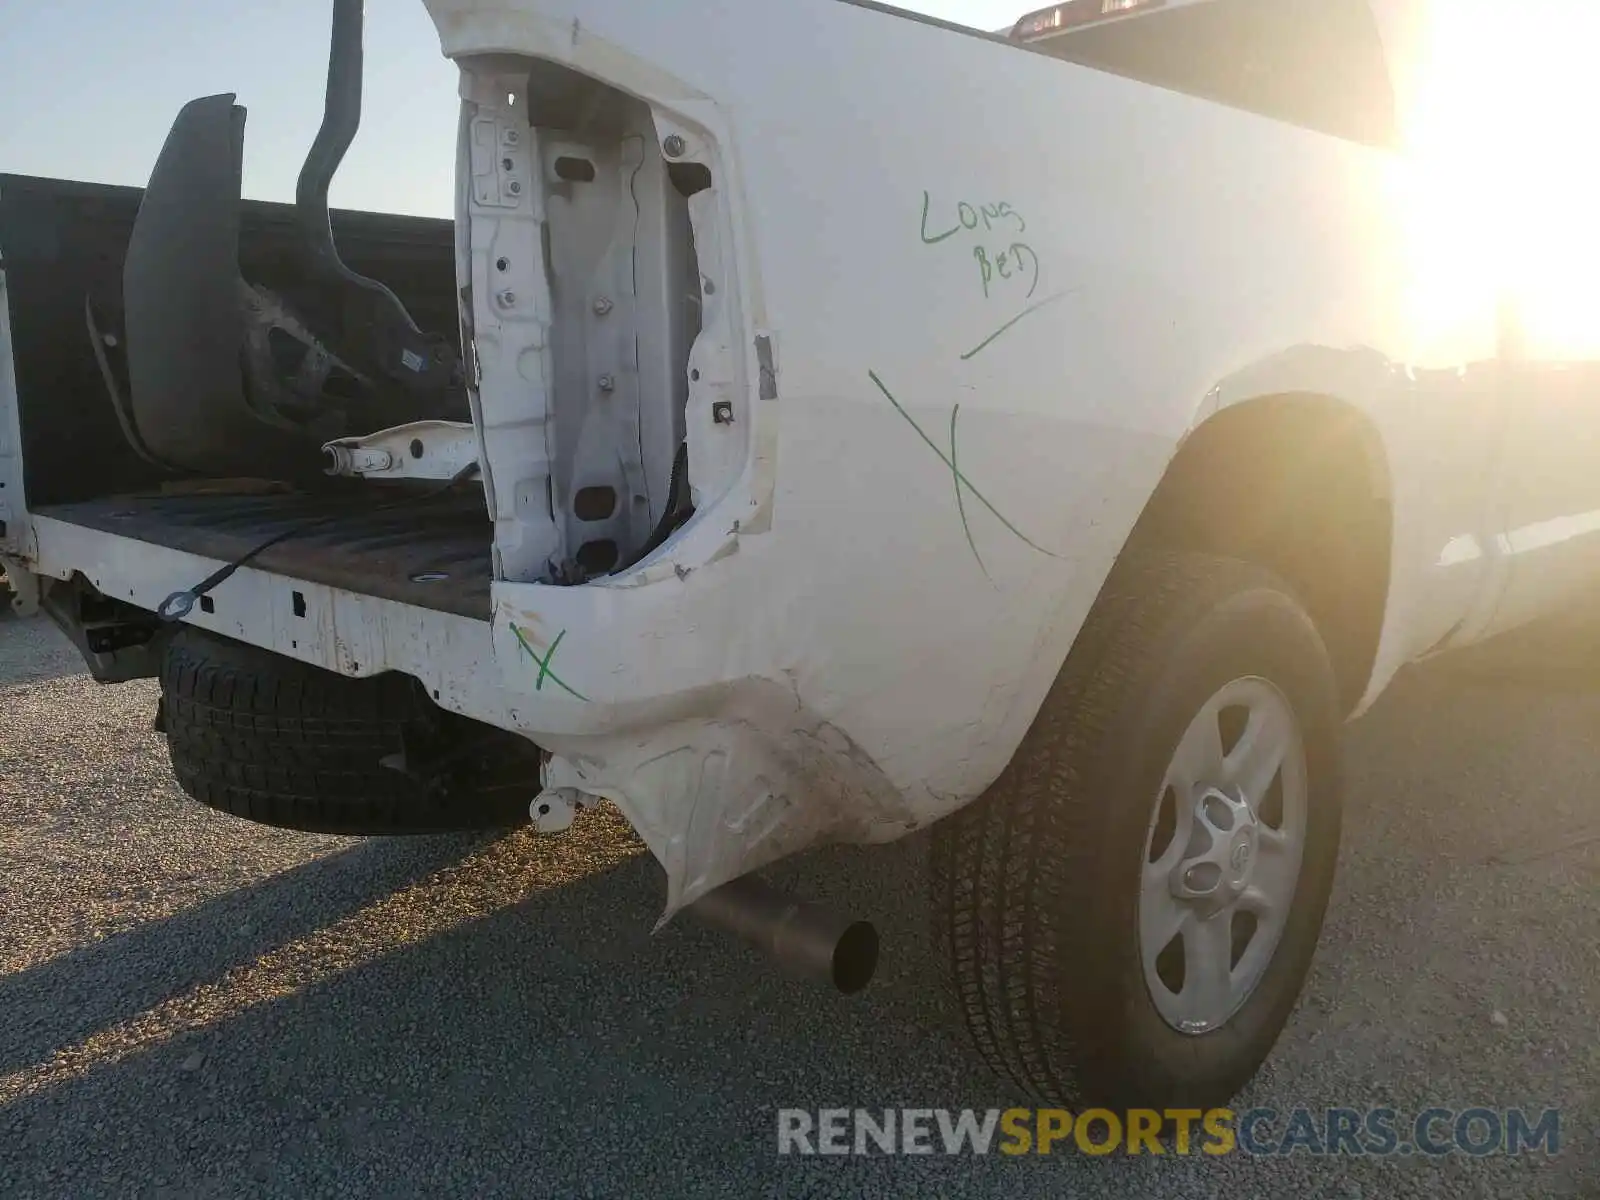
[2,0,1596,1107]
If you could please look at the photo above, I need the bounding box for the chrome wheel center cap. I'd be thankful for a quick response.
[1170,786,1260,913]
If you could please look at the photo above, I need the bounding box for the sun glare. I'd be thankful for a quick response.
[1399,1,1600,363]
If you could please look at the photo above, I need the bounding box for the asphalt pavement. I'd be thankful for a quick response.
[1,612,1595,1198]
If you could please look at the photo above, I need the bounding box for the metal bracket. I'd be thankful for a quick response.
[528,786,601,833]
[529,755,603,833]
[239,281,368,432]
[322,420,478,480]
[0,557,42,617]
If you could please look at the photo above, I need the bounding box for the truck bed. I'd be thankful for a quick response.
[1,172,488,619]
[35,490,492,619]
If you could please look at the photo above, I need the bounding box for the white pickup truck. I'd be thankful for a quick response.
[2,0,1596,1108]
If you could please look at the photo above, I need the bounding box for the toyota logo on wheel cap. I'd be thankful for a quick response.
[1229,839,1253,875]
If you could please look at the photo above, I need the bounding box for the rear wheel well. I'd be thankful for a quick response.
[1122,394,1391,714]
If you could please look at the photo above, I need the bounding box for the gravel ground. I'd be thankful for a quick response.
[0,613,1595,1199]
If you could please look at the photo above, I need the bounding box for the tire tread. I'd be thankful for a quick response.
[932,550,1334,1104]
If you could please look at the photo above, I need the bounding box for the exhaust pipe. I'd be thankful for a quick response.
[687,874,880,994]
[295,0,381,294]
[293,0,456,391]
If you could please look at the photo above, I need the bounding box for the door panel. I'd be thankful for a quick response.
[1482,361,1600,636]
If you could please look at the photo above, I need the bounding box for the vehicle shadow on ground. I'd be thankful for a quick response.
[0,827,1008,1197]
[0,613,84,687]
[0,833,500,1079]
[2,665,1596,1198]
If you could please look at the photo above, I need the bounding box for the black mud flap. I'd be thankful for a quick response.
[121,94,316,480]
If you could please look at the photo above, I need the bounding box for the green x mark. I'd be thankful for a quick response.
[868,369,1059,576]
[509,623,591,703]
[949,402,990,582]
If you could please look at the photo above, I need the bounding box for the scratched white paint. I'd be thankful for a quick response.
[9,0,1600,915]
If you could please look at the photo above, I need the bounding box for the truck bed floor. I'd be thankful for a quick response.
[35,489,493,620]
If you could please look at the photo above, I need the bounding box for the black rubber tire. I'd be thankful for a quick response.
[931,550,1343,1108]
[160,627,533,835]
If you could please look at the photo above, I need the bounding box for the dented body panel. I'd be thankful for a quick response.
[418,0,1501,910]
[9,0,1600,916]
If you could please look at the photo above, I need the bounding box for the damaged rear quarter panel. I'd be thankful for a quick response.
[539,675,917,918]
[430,0,1426,916]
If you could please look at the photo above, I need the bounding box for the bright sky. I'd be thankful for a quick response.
[0,1,1021,218]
